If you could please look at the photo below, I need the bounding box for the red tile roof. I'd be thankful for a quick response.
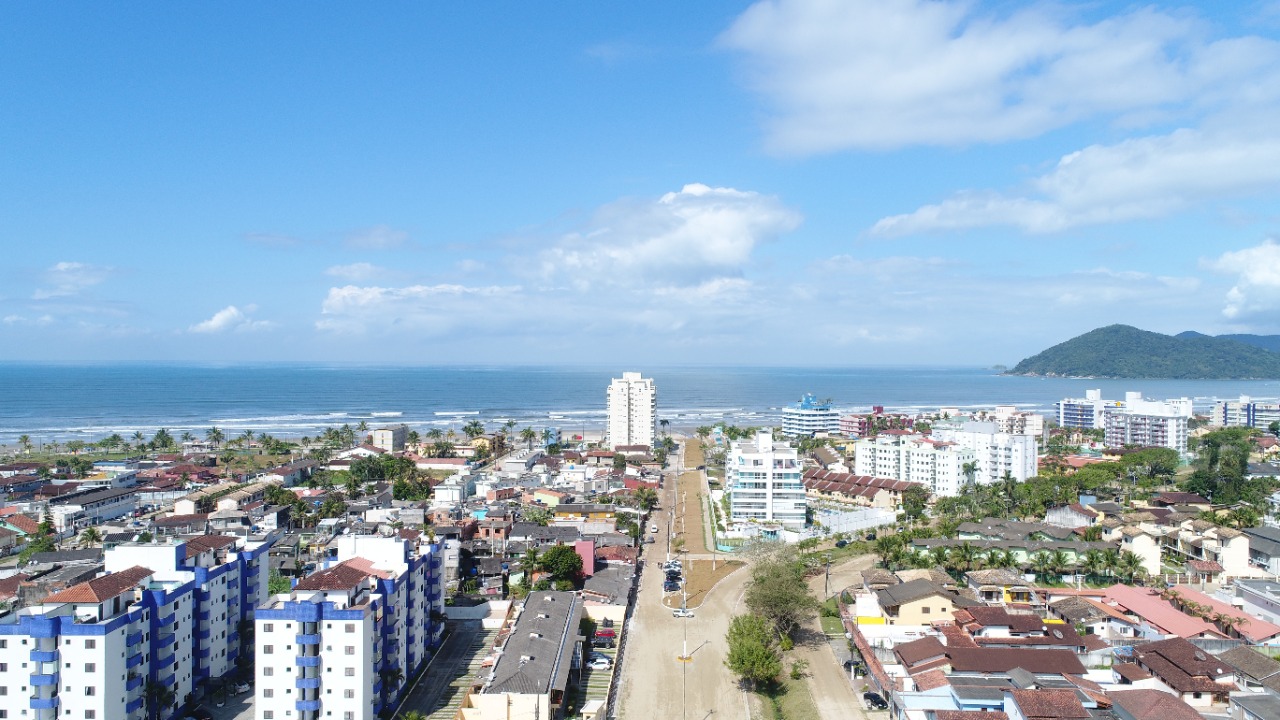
[1171,585,1280,643]
[946,647,1086,675]
[1104,584,1224,639]
[934,714,1007,720]
[43,566,154,603]
[1107,689,1203,720]
[183,534,239,558]
[1133,637,1237,693]
[1009,689,1089,719]
[6,514,40,535]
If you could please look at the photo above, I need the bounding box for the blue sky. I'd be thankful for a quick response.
[5,0,1280,366]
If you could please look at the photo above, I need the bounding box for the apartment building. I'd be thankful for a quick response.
[780,393,840,436]
[1057,389,1119,429]
[254,535,444,720]
[932,420,1038,486]
[605,372,656,450]
[991,405,1044,436]
[0,532,273,720]
[370,425,408,453]
[1210,396,1280,429]
[852,431,975,497]
[46,487,137,533]
[1104,392,1193,452]
[727,430,806,529]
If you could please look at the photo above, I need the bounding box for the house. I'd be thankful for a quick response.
[1242,526,1280,575]
[1149,492,1211,511]
[874,579,982,625]
[1107,689,1202,720]
[1237,579,1280,626]
[1230,692,1280,720]
[965,569,1039,606]
[1128,637,1236,707]
[1161,520,1251,577]
[532,488,570,507]
[1169,584,1280,643]
[1044,504,1098,530]
[1005,688,1089,720]
[1102,584,1226,640]
[1216,645,1280,692]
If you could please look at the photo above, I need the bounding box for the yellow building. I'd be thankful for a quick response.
[874,579,981,625]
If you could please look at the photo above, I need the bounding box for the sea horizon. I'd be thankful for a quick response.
[2,363,1279,446]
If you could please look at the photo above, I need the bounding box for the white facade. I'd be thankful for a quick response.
[932,421,1038,486]
[991,406,1044,437]
[606,371,656,450]
[852,432,975,497]
[781,394,841,436]
[1056,389,1123,429]
[1103,392,1192,452]
[370,425,408,452]
[727,430,806,529]
[255,536,445,720]
[1211,396,1280,429]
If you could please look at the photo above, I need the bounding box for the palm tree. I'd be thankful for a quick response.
[17,434,32,454]
[143,679,176,720]
[1082,550,1107,580]
[948,542,981,575]
[1031,550,1054,581]
[206,426,225,448]
[462,420,485,441]
[357,420,369,435]
[79,527,102,548]
[659,418,671,437]
[1117,551,1144,583]
[131,431,146,451]
[406,430,421,448]
[961,461,978,491]
[520,427,537,450]
[180,431,195,445]
[1050,549,1072,577]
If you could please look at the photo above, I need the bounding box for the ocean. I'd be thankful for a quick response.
[1,364,1279,446]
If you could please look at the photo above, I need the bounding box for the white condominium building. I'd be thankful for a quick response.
[781,394,841,436]
[1211,396,1280,429]
[991,406,1044,436]
[852,431,975,498]
[0,534,274,720]
[931,421,1038,486]
[606,371,656,450]
[1103,392,1192,453]
[370,425,408,452]
[727,430,806,528]
[1056,389,1121,429]
[254,535,445,720]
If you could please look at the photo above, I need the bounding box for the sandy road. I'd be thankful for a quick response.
[796,555,877,719]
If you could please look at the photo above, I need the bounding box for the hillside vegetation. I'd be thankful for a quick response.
[1009,325,1280,379]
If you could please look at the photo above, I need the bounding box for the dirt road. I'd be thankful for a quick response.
[797,554,876,719]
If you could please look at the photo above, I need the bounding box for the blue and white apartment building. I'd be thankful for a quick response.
[0,534,273,720]
[254,535,444,720]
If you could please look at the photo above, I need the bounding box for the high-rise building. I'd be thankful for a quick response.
[1211,396,1280,429]
[852,431,975,497]
[727,430,806,529]
[931,421,1038,486]
[781,394,840,436]
[370,425,408,452]
[606,371,656,449]
[254,535,444,720]
[1103,392,1192,452]
[1056,389,1121,429]
[0,534,274,720]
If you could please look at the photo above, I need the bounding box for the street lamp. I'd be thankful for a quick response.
[824,553,833,598]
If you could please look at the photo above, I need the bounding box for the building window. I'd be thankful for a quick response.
[263,713,273,720]
[344,646,354,655]
[344,690,354,698]
[263,668,273,677]
[84,640,95,649]
[263,624,273,632]
[345,668,355,677]
[345,624,355,633]
[85,687,95,696]
[263,690,273,698]
[84,664,94,673]
[921,607,930,614]
[85,712,95,719]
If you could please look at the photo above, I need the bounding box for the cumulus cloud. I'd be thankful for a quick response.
[722,0,1280,153]
[189,305,273,334]
[537,183,801,288]
[325,263,384,281]
[32,262,112,299]
[871,125,1280,235]
[316,284,522,335]
[1206,240,1280,320]
[345,225,410,250]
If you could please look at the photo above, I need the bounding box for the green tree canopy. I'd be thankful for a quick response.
[539,544,584,582]
[724,614,781,690]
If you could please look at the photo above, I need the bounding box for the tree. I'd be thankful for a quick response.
[206,427,225,448]
[724,614,781,690]
[79,527,102,547]
[18,434,31,454]
[1031,551,1054,582]
[1270,420,1280,437]
[268,570,291,595]
[138,531,154,543]
[633,487,659,511]
[143,679,176,720]
[743,542,819,639]
[612,453,628,472]
[539,544,583,582]
[462,420,485,441]
[901,486,930,521]
[520,427,538,450]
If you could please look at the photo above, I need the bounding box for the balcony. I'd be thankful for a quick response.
[157,613,177,627]
[198,647,210,659]
[125,698,143,713]
[126,674,143,692]
[295,677,322,690]
[126,653,145,669]
[29,649,57,663]
[295,700,322,712]
[126,631,143,645]
[29,673,57,686]
[156,631,176,649]
[155,652,175,669]
[197,628,210,640]
[295,655,322,668]
[29,696,59,710]
[295,633,321,645]
[197,609,210,621]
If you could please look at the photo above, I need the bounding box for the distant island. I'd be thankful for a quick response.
[1008,324,1280,379]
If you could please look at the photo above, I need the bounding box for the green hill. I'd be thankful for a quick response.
[1176,330,1280,353]
[1009,325,1280,379]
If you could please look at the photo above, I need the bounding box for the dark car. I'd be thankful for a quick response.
[835,539,848,548]
[189,707,214,720]
[663,581,680,592]
[863,692,888,710]
[591,636,616,648]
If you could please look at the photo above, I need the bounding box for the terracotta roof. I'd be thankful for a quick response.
[947,647,1086,675]
[156,513,208,527]
[1132,637,1236,693]
[1104,584,1223,638]
[184,534,239,558]
[6,514,40,535]
[1107,689,1202,720]
[895,636,947,667]
[293,560,375,592]
[0,572,30,600]
[934,713,1008,720]
[914,668,949,690]
[1170,585,1280,643]
[1009,689,1088,719]
[43,566,154,603]
[1114,662,1152,681]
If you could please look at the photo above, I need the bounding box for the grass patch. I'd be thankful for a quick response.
[820,616,845,636]
[758,675,820,720]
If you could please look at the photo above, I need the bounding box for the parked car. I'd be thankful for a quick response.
[234,683,250,694]
[835,539,848,548]
[672,608,695,618]
[588,657,612,670]
[644,535,656,544]
[591,636,616,648]
[663,581,680,592]
[594,627,616,639]
[863,692,888,710]
[650,525,659,533]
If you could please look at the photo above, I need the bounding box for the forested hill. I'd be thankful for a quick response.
[1009,325,1280,379]
[1176,330,1280,353]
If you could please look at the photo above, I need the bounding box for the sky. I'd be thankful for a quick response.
[4,0,1280,366]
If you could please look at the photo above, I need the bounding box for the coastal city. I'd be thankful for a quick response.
[1,372,1279,720]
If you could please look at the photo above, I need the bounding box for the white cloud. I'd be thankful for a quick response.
[721,0,1280,153]
[871,125,1280,235]
[2,314,53,326]
[325,262,384,281]
[345,225,410,250]
[189,305,273,334]
[537,183,801,288]
[1206,240,1280,320]
[32,262,112,299]
[316,284,522,335]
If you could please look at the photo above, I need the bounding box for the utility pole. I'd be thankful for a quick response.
[825,553,832,598]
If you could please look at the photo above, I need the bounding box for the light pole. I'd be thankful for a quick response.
[824,553,832,598]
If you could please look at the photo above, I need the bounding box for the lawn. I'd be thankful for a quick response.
[663,558,744,609]
[820,616,845,636]
[758,675,821,720]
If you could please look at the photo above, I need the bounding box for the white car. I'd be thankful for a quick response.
[672,608,695,618]
[650,525,659,533]
[587,657,612,670]
[235,683,250,694]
